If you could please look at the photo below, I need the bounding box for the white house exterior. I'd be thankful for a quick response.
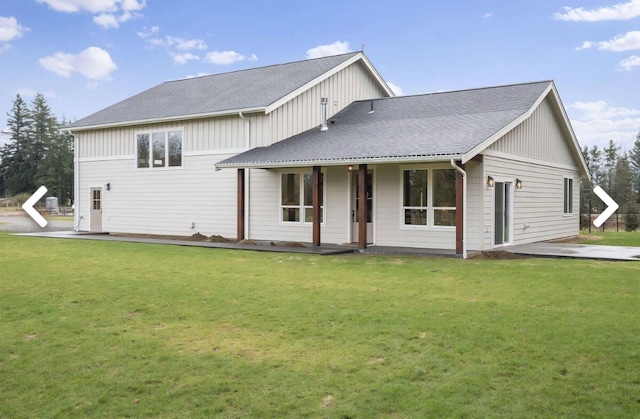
[69,52,589,256]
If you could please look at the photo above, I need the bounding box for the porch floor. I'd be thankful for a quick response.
[14,231,461,257]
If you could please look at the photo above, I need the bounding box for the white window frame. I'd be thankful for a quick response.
[400,164,456,229]
[563,176,573,215]
[135,128,184,170]
[279,169,326,226]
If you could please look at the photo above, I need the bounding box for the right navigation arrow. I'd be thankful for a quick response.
[592,186,619,228]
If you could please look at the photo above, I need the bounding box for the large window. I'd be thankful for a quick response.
[402,167,456,227]
[564,177,573,214]
[281,171,324,223]
[137,129,182,169]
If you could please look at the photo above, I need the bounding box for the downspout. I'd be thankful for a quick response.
[69,129,81,231]
[451,159,467,259]
[238,112,250,238]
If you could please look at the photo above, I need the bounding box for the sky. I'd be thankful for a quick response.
[1,0,639,152]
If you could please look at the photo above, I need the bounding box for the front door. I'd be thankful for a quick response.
[494,181,511,246]
[351,171,373,243]
[90,188,103,232]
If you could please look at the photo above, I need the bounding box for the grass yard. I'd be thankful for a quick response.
[0,233,639,417]
[580,230,640,247]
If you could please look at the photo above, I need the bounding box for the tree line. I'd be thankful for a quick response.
[0,94,74,204]
[581,134,640,231]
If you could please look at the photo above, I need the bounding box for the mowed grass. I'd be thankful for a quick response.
[580,230,640,247]
[0,234,638,418]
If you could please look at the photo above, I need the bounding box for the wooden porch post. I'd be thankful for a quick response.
[237,168,245,242]
[358,164,367,250]
[455,162,464,256]
[312,165,321,246]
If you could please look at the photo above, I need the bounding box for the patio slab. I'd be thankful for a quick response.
[508,242,640,261]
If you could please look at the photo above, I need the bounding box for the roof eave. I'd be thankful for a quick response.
[215,153,463,170]
[66,106,266,132]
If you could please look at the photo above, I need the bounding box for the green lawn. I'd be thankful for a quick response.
[1,233,638,418]
[580,230,640,246]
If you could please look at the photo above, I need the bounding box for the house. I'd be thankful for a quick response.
[68,52,589,257]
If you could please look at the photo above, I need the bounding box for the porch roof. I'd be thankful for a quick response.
[216,81,553,169]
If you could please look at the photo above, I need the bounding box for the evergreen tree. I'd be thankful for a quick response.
[0,94,33,195]
[629,132,640,202]
[602,139,619,194]
[612,154,633,207]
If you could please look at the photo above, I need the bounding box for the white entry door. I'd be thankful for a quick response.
[351,171,373,243]
[90,188,103,232]
[494,181,512,246]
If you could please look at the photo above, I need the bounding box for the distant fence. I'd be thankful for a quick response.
[581,213,636,232]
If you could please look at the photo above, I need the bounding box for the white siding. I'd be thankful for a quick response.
[269,61,389,144]
[481,155,580,249]
[489,97,575,166]
[465,161,483,251]
[76,154,238,237]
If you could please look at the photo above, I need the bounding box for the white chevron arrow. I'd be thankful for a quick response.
[22,186,48,228]
[593,186,618,228]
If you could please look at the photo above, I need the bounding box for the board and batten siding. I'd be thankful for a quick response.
[269,60,389,144]
[488,96,575,166]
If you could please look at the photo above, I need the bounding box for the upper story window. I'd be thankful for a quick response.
[137,129,182,169]
[402,167,456,227]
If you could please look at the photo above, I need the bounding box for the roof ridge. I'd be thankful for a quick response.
[355,80,553,103]
[165,51,362,84]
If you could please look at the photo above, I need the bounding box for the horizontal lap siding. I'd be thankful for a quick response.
[375,164,455,249]
[483,156,579,248]
[247,166,349,245]
[77,154,238,237]
[465,161,483,251]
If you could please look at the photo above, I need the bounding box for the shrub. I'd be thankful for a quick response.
[623,203,639,232]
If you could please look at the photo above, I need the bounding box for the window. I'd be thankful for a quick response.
[281,171,323,223]
[137,129,182,169]
[564,177,573,214]
[402,167,456,227]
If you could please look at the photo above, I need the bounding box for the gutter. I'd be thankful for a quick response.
[450,159,467,259]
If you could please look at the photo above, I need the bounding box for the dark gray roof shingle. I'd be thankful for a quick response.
[69,52,361,129]
[217,81,552,167]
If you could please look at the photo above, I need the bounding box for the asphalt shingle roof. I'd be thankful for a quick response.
[68,52,361,129]
[217,81,552,167]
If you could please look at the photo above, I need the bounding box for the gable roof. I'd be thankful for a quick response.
[68,52,392,130]
[218,80,590,178]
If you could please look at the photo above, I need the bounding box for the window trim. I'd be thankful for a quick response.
[279,169,326,226]
[399,164,456,230]
[563,176,573,215]
[135,128,184,170]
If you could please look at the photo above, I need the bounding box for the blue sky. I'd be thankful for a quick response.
[1,0,639,151]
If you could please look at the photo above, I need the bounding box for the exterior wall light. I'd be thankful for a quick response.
[487,176,494,187]
[515,178,522,189]
[106,183,111,191]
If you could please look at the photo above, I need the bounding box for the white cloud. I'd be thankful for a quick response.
[386,82,404,96]
[137,25,159,38]
[173,52,200,64]
[0,16,29,52]
[569,100,640,150]
[554,0,640,21]
[36,0,145,28]
[593,31,640,51]
[40,46,117,80]
[165,36,207,51]
[204,51,257,65]
[306,41,351,59]
[620,55,640,70]
[483,12,493,18]
[576,41,593,51]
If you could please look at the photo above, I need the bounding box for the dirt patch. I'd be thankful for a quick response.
[183,233,209,241]
[206,234,234,243]
[239,239,257,245]
[469,251,527,260]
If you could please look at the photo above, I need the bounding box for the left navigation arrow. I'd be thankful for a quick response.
[22,186,48,228]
